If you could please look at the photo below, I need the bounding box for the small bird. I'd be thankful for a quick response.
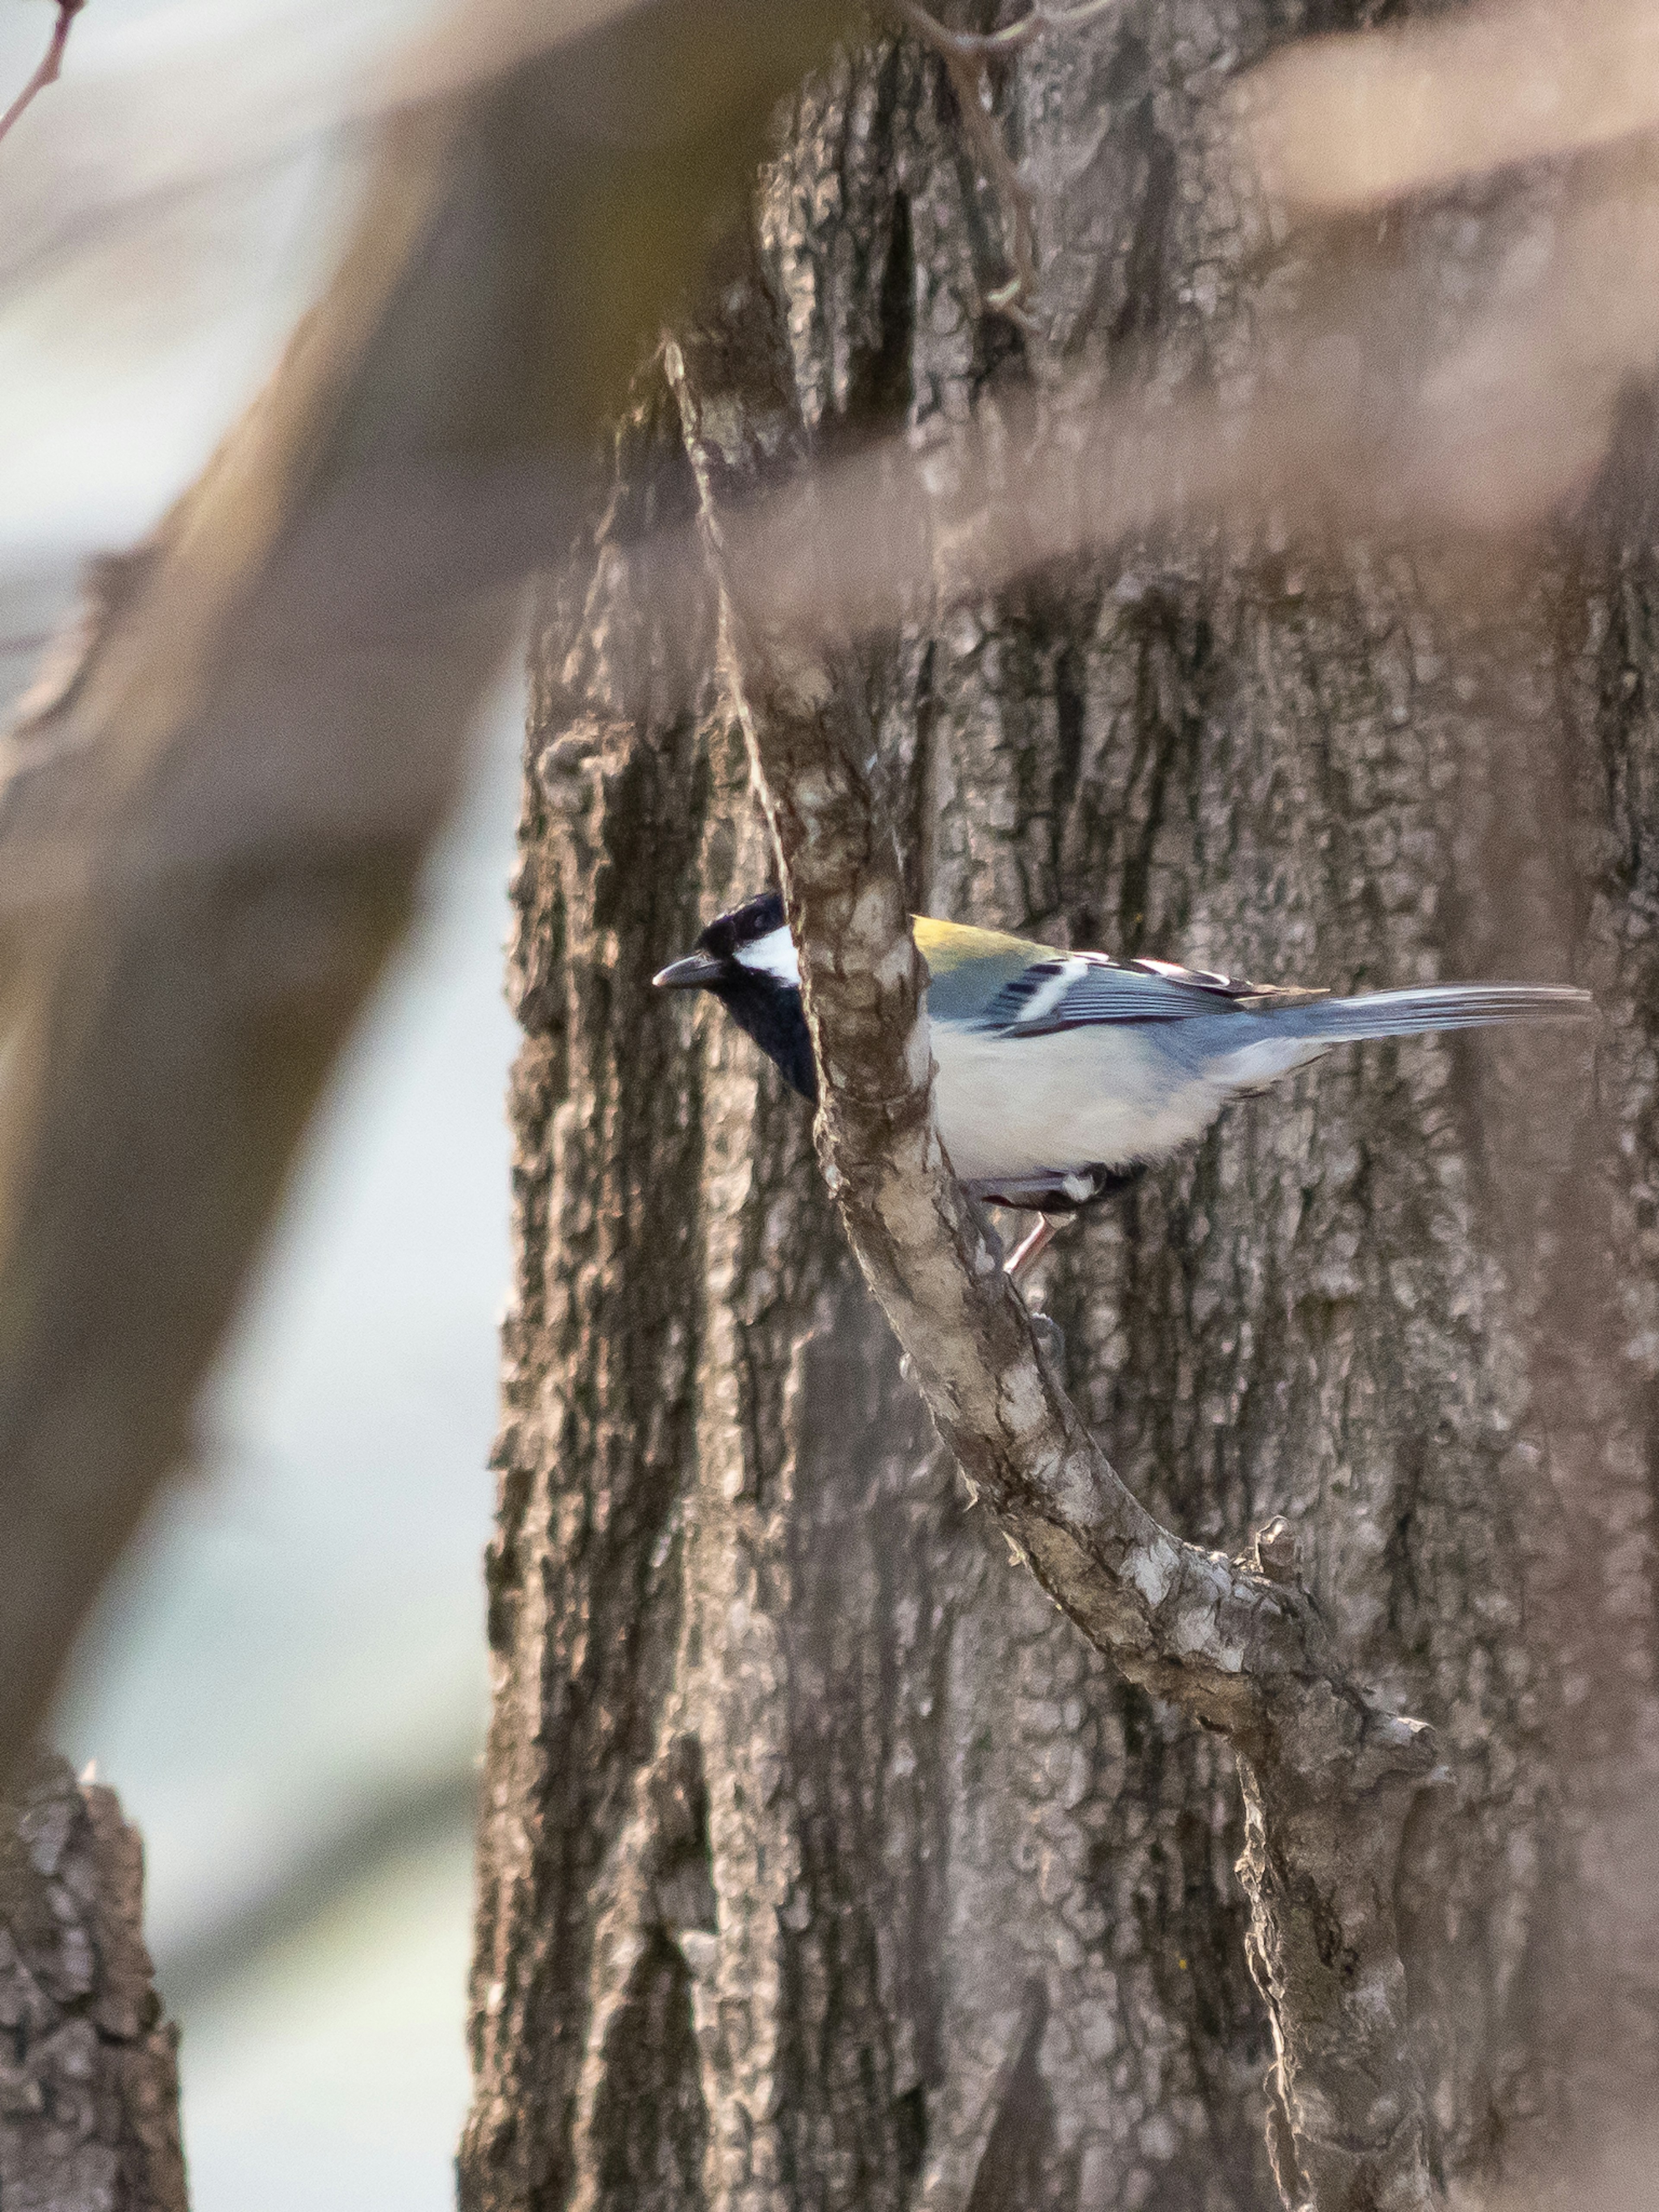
[655,890,1593,1272]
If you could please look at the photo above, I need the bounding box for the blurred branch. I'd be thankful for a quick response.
[0,0,84,148]
[155,1762,477,2012]
[0,1754,186,2209]
[1238,0,1659,213]
[0,0,781,297]
[683,127,1659,645]
[0,0,857,1785]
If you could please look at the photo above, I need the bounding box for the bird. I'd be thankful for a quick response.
[654,889,1594,1273]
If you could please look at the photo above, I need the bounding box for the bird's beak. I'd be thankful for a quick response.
[653,952,725,990]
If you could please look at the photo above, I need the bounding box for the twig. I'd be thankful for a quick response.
[894,0,1127,319]
[935,32,1041,314]
[893,0,1119,57]
[0,0,86,149]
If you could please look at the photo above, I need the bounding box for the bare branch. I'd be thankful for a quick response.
[667,281,1443,2212]
[0,0,84,149]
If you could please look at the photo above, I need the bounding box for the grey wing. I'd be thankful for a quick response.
[973,952,1319,1037]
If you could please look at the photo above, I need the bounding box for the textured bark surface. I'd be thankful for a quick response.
[465,8,1659,2211]
[0,1757,187,2212]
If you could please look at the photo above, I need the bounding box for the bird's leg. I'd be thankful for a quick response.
[1005,1214,1062,1279]
[1006,1214,1071,1364]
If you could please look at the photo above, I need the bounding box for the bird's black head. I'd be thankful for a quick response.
[653,890,818,1103]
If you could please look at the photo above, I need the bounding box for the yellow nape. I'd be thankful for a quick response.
[911,914,1052,974]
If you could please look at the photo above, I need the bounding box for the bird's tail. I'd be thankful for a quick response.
[1271,982,1594,1043]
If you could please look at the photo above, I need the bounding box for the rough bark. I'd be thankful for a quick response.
[0,1757,187,2212]
[467,9,1659,2212]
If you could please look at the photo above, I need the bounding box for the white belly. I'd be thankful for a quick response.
[928,1020,1331,1185]
[928,1024,1227,1183]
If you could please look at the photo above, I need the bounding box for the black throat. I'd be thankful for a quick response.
[710,972,818,1104]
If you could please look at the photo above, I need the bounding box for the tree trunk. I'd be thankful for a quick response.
[463,8,1659,2209]
[0,1757,188,2211]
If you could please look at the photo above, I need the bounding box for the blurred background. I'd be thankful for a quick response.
[0,0,517,2201]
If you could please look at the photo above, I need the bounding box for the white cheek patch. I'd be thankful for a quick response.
[734,925,801,986]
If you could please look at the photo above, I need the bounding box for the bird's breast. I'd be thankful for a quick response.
[928,1022,1230,1182]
